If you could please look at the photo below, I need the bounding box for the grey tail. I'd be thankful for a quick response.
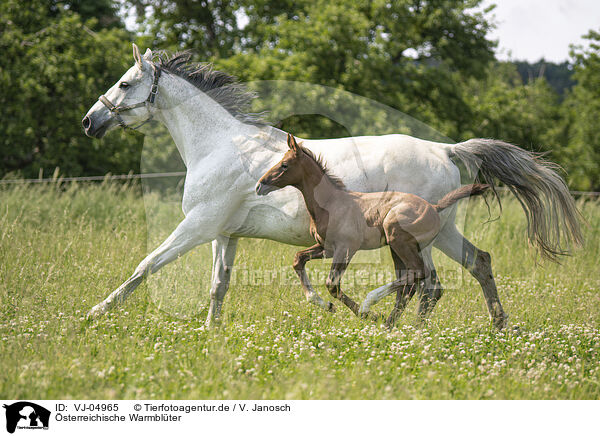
[434,184,490,212]
[450,138,583,262]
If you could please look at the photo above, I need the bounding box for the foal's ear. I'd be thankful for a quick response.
[287,133,299,151]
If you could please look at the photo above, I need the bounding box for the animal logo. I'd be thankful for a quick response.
[2,402,50,434]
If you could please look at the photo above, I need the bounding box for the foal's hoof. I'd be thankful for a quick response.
[373,313,387,323]
[493,313,509,331]
[327,302,336,313]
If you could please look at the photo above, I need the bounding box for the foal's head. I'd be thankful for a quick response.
[255,134,308,196]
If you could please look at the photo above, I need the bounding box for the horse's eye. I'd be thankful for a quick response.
[281,162,288,169]
[119,82,130,89]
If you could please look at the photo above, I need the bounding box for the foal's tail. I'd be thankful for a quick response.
[434,184,490,213]
[448,139,583,261]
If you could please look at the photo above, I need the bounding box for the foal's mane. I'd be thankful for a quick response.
[297,143,347,191]
[154,51,265,125]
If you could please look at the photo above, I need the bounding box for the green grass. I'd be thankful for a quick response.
[0,182,599,399]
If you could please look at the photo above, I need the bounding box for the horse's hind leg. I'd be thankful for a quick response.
[325,248,361,315]
[434,223,508,330]
[293,244,334,312]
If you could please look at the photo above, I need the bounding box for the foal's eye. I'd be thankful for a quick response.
[281,163,288,169]
[119,82,130,89]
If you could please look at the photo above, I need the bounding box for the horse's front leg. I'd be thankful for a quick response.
[87,206,222,319]
[326,248,361,316]
[293,244,334,312]
[206,235,239,327]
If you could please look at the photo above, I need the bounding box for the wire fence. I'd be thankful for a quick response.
[1,171,599,197]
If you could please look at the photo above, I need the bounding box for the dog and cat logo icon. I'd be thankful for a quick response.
[3,402,50,433]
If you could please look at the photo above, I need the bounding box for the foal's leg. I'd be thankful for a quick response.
[293,244,335,312]
[379,222,429,327]
[325,249,361,316]
[206,235,239,327]
[416,246,444,320]
[386,279,420,328]
[434,223,508,330]
[384,246,424,327]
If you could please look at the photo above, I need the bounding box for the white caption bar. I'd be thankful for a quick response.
[0,400,595,436]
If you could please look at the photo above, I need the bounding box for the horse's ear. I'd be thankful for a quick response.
[143,48,153,61]
[132,43,143,69]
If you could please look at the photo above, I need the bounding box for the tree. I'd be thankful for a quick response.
[514,60,575,98]
[128,0,497,139]
[560,29,600,190]
[459,62,562,153]
[0,0,142,178]
[127,0,242,58]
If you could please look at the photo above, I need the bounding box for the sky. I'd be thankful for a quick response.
[480,0,600,62]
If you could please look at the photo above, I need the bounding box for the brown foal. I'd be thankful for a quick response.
[256,134,490,327]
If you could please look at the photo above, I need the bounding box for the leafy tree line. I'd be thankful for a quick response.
[514,60,575,98]
[0,0,143,177]
[1,0,599,190]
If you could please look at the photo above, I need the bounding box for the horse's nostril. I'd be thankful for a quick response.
[82,116,91,130]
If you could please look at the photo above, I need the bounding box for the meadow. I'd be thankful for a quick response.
[0,181,598,399]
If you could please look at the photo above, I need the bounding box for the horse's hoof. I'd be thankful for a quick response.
[205,316,223,329]
[362,312,385,323]
[327,302,336,313]
[87,304,105,319]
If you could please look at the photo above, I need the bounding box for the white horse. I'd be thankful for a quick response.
[82,45,582,329]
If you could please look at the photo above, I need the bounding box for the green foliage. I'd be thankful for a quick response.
[514,60,575,98]
[459,62,562,152]
[560,30,600,190]
[128,0,242,58]
[129,0,495,138]
[0,0,599,190]
[0,0,142,178]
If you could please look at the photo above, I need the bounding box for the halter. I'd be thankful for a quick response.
[98,64,162,130]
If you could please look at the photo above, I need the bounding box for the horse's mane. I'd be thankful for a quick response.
[297,143,347,191]
[154,51,266,125]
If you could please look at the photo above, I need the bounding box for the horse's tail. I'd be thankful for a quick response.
[434,183,490,212]
[448,138,583,261]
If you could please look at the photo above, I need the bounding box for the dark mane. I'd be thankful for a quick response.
[154,51,265,125]
[298,144,347,191]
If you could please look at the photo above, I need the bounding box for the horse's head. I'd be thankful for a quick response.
[256,134,306,195]
[82,44,158,138]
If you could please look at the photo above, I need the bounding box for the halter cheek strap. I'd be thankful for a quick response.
[98,64,162,130]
